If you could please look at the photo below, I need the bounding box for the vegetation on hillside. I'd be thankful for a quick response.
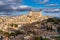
[47,17,60,24]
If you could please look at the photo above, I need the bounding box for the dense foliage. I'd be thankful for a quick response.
[47,17,60,24]
[34,36,48,40]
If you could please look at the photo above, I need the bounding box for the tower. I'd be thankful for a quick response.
[29,9,42,17]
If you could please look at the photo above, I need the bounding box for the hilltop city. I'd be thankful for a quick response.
[0,10,60,40]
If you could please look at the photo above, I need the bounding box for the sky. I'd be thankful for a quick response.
[22,0,60,8]
[0,0,60,17]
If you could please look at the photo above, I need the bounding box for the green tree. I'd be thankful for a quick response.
[10,32,16,36]
[0,30,3,34]
[3,32,10,37]
[9,23,18,27]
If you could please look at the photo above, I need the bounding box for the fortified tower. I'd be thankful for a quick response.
[28,9,42,18]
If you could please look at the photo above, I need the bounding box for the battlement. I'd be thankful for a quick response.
[29,10,42,17]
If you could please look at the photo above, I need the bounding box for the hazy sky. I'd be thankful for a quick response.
[0,0,60,11]
[0,0,60,17]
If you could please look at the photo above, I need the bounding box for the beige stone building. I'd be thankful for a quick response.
[0,10,50,31]
[28,11,42,17]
